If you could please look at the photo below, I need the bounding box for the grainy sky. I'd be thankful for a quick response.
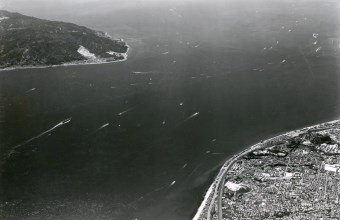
[0,0,207,11]
[0,0,212,20]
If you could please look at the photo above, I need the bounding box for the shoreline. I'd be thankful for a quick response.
[0,43,130,73]
[192,119,340,220]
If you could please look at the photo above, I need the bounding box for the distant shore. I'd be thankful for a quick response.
[0,44,130,72]
[193,119,340,220]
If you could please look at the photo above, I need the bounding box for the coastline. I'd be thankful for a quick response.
[0,43,130,73]
[192,119,340,220]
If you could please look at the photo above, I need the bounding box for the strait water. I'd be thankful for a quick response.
[0,0,340,219]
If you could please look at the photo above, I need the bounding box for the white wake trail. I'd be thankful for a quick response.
[90,123,110,135]
[184,112,200,121]
[117,108,133,116]
[8,118,72,157]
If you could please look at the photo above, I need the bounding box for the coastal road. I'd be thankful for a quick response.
[215,145,261,220]
[211,121,340,220]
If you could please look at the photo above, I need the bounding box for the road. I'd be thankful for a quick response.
[193,119,340,220]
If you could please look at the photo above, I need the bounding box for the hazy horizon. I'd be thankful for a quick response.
[0,0,314,21]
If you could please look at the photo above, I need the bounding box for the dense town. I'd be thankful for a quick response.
[194,120,340,220]
[218,123,340,219]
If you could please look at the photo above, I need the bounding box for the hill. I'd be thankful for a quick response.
[0,10,128,69]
